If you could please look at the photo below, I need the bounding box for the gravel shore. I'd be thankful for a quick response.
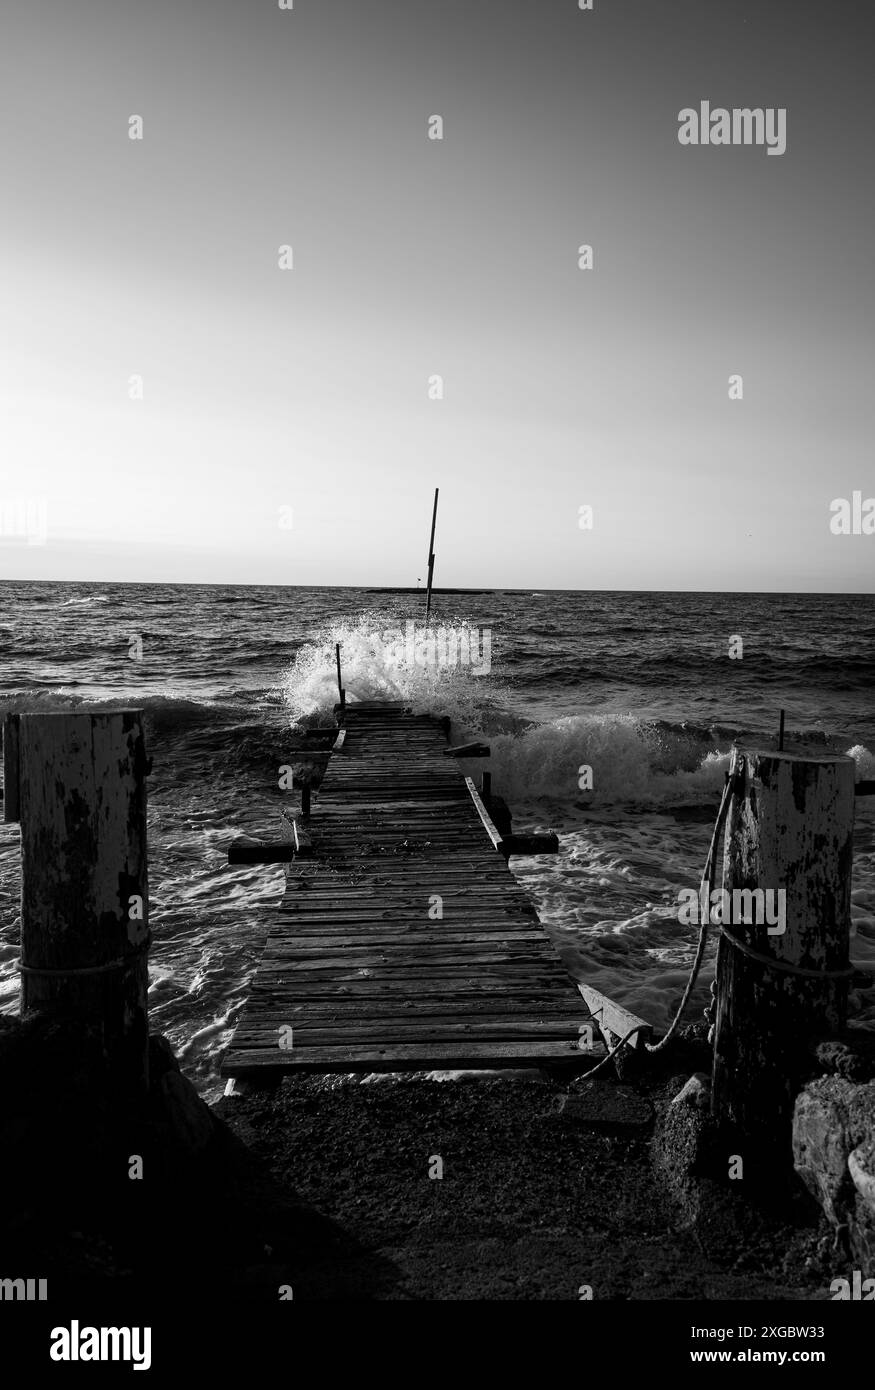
[0,1013,833,1302]
[214,1065,828,1301]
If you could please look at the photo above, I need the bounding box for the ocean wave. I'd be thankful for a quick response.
[471,717,875,809]
[280,614,504,728]
[1,683,870,814]
[0,689,261,735]
[480,714,732,806]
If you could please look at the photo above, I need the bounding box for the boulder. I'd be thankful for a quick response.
[849,1138,875,1216]
[848,1138,875,1273]
[792,1078,875,1227]
[671,1073,711,1110]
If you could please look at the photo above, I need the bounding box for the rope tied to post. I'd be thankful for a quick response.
[718,927,855,980]
[19,932,152,979]
[579,767,739,1079]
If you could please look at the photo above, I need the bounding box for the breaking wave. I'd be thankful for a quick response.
[280,613,504,730]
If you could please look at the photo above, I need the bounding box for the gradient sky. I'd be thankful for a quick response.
[1,0,873,590]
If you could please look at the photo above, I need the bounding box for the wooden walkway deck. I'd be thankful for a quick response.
[221,703,591,1077]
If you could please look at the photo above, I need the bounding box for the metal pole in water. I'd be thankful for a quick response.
[425,487,439,626]
[335,642,345,712]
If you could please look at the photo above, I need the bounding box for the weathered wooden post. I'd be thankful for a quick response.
[3,710,150,1099]
[711,747,856,1164]
[2,712,20,820]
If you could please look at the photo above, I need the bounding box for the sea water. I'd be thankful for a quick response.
[1,582,873,1101]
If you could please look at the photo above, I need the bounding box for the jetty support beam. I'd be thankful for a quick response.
[443,742,490,758]
[500,833,559,859]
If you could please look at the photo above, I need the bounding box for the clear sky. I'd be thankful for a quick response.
[1,0,872,591]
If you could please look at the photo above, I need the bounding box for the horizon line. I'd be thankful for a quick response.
[1,577,874,598]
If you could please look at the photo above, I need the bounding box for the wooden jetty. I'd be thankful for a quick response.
[4,702,867,1171]
[221,702,594,1077]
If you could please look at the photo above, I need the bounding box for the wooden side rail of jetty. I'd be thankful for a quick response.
[222,702,596,1077]
[465,776,560,860]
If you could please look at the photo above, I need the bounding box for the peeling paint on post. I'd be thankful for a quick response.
[17,711,150,1098]
[711,748,855,1162]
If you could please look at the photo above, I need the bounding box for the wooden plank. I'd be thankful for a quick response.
[295,911,529,930]
[280,890,530,903]
[283,889,498,906]
[279,884,523,897]
[577,984,652,1049]
[247,1001,584,1021]
[222,1039,586,1076]
[262,930,560,952]
[231,1019,588,1044]
[270,924,544,939]
[231,999,591,1020]
[255,967,571,986]
[259,952,564,972]
[249,972,571,992]
[278,895,525,907]
[265,930,548,947]
[281,885,522,896]
[278,898,531,909]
